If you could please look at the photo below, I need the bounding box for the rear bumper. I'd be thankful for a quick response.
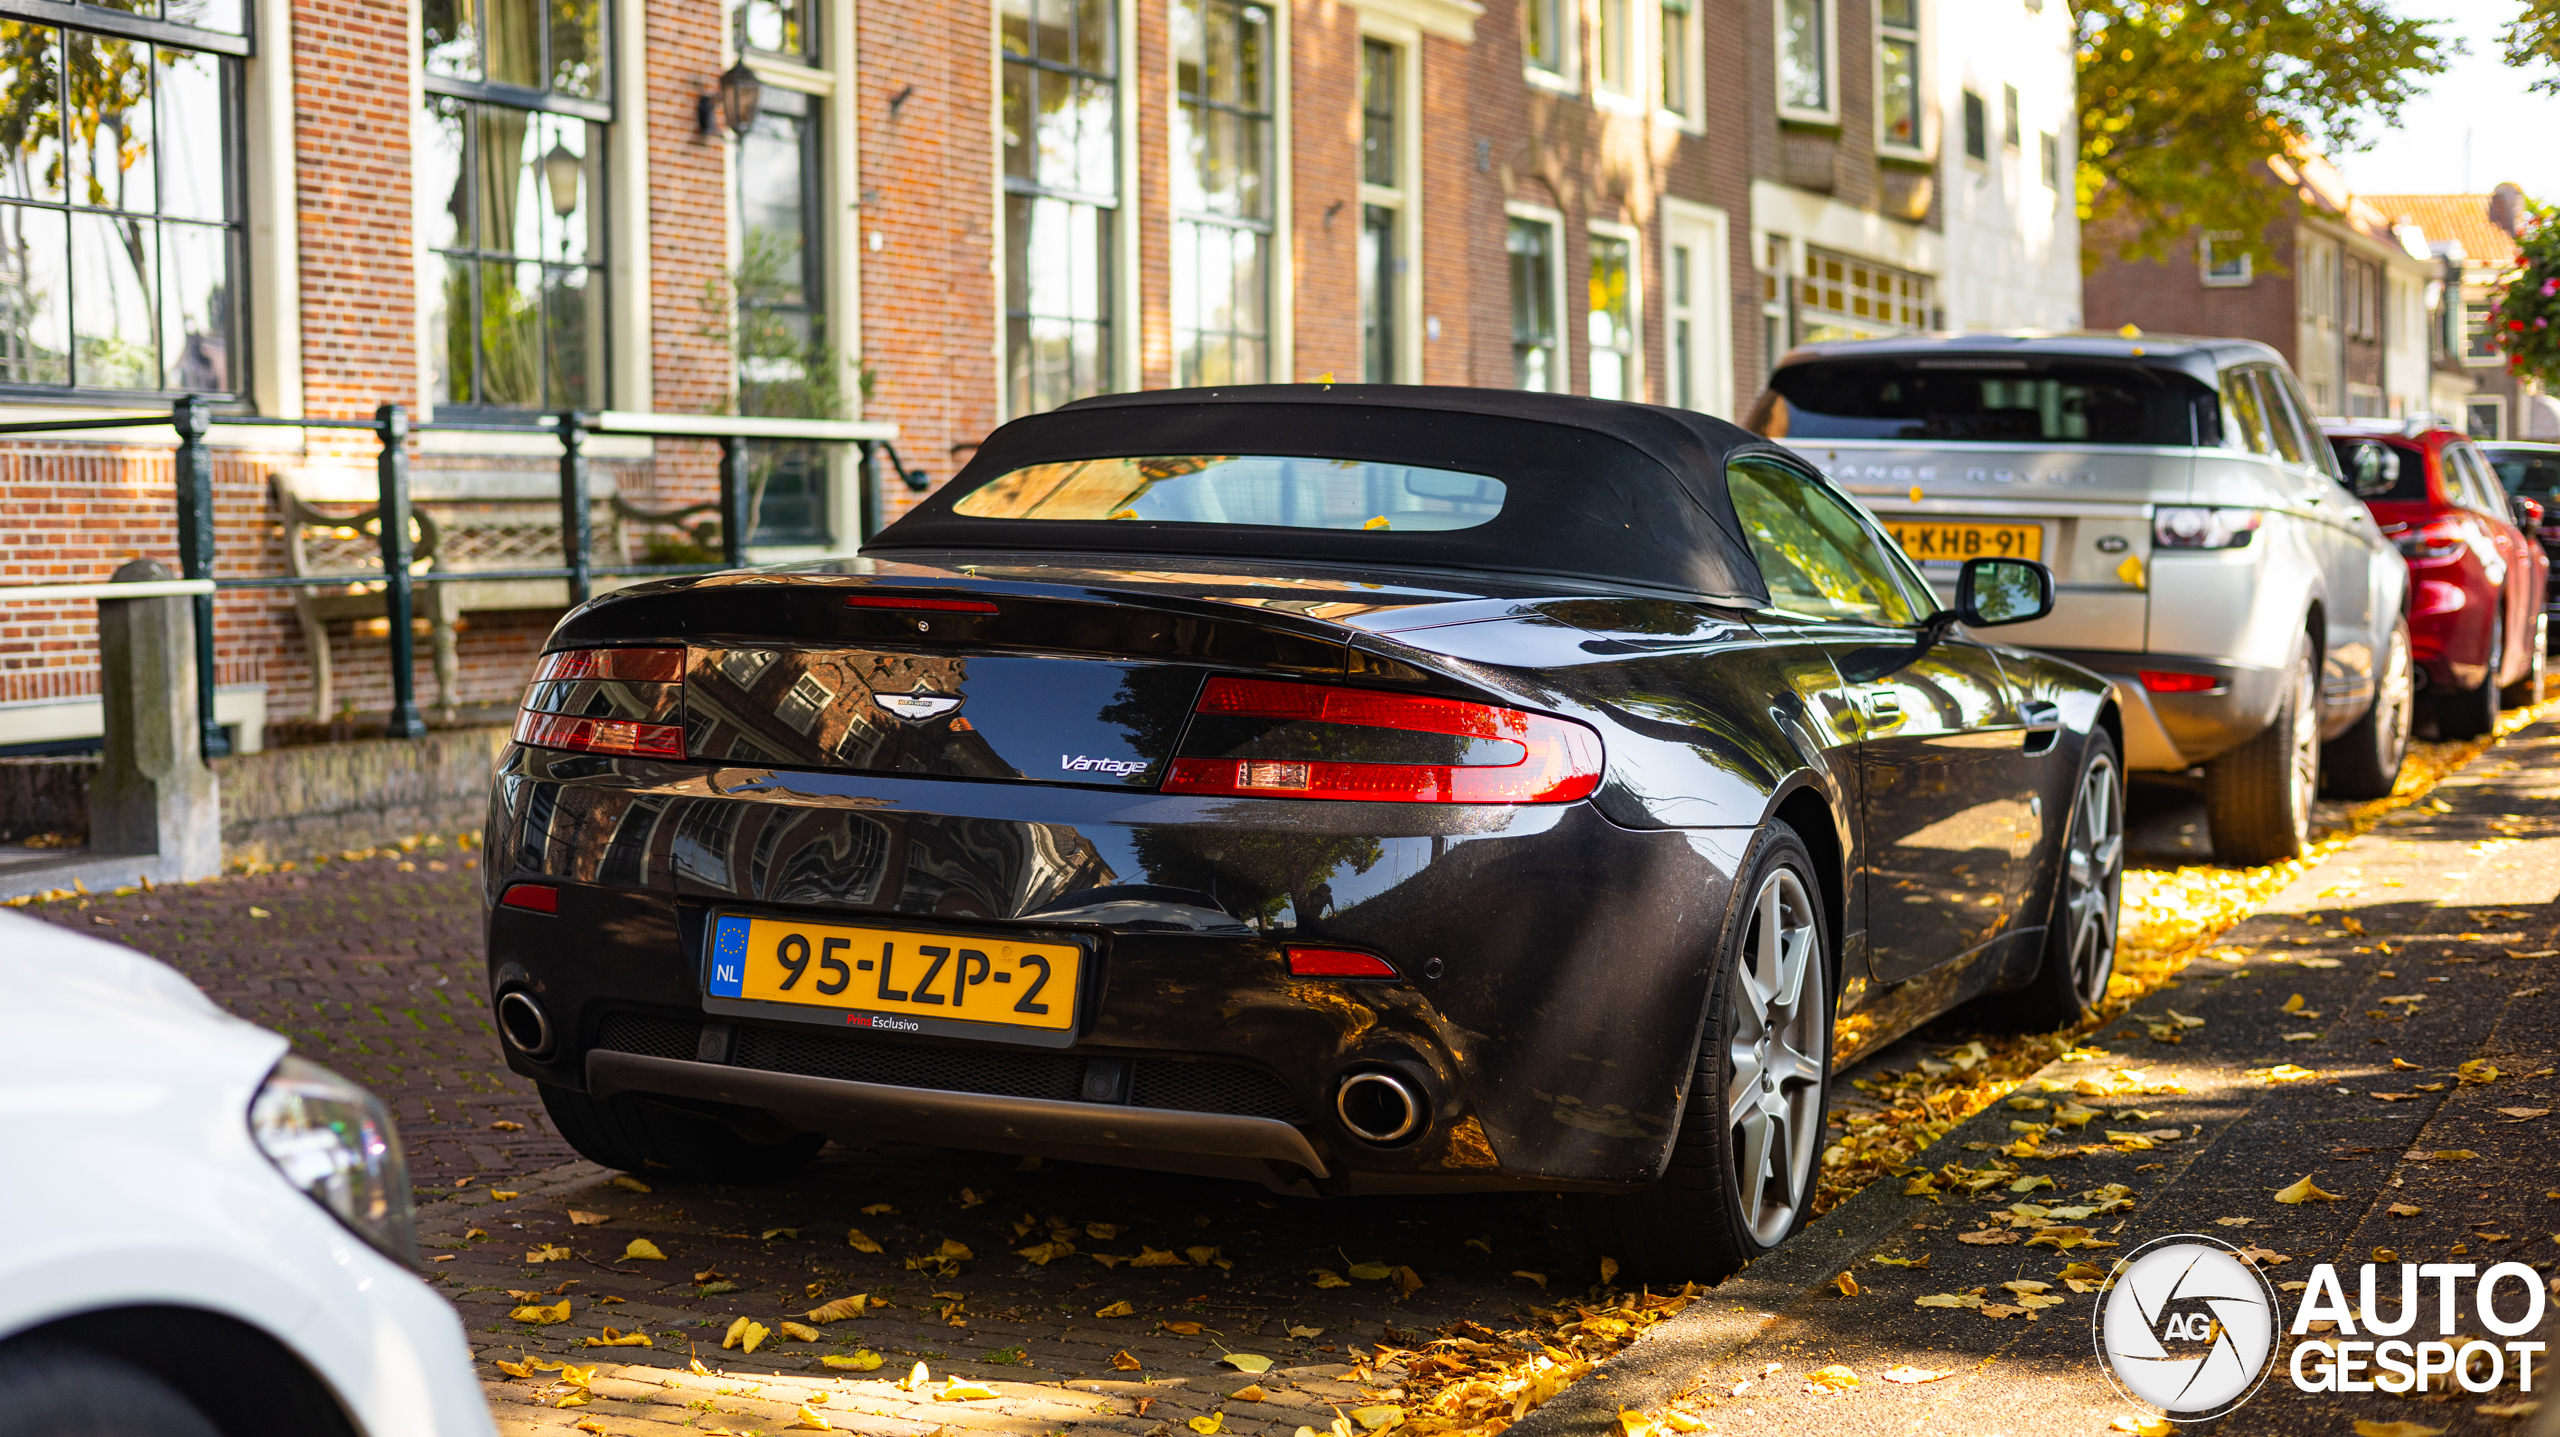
[2034,649,2287,770]
[484,746,1750,1194]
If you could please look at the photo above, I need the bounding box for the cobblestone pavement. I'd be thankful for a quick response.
[29,729,2559,1437]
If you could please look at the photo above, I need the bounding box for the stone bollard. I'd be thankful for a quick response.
[87,558,221,882]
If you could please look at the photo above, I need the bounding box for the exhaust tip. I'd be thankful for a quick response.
[497,990,554,1057]
[1335,1069,1423,1144]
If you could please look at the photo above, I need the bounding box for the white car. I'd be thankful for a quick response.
[0,911,494,1437]
[1753,332,2413,864]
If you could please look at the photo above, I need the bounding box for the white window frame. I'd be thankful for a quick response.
[1655,0,1704,131]
[1871,0,1922,159]
[2468,395,2506,440]
[1773,0,1838,125]
[1662,198,1733,419]
[1521,0,1581,93]
[1505,201,1567,393]
[1167,0,1292,386]
[989,0,1139,418]
[1592,0,1644,112]
[1585,218,1645,402]
[2199,231,2253,288]
[1358,14,1423,383]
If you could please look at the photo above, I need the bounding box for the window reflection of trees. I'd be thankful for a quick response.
[1726,459,1917,625]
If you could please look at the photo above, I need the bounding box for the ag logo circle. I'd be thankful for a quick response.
[2094,1234,2283,1421]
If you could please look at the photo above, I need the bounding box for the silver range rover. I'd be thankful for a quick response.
[1750,331,2413,865]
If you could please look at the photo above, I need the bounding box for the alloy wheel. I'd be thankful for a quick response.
[2286,661,2319,841]
[2062,752,2124,1011]
[2377,626,2413,779]
[1725,867,1824,1248]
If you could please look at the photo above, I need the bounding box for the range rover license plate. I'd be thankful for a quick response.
[705,913,1082,1039]
[1884,519,2044,564]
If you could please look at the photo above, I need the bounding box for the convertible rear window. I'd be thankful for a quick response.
[950,455,1508,532]
[1756,360,2207,445]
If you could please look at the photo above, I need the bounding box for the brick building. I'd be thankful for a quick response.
[2083,151,2451,423]
[2361,187,2560,442]
[0,0,2074,756]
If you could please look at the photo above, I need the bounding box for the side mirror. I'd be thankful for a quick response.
[2512,495,2546,530]
[1956,556,2055,627]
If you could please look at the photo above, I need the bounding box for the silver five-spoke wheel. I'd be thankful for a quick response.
[1726,867,1825,1248]
[2061,750,2124,1012]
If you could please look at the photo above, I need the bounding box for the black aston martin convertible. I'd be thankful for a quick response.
[483,385,2123,1281]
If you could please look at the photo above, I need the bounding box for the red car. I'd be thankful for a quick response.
[2324,420,2549,738]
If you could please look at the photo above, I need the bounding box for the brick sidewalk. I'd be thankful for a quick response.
[23,840,579,1187]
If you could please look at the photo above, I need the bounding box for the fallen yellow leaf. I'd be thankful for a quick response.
[1351,1405,1403,1430]
[1111,1349,1143,1371]
[581,1326,650,1348]
[1224,1353,1275,1373]
[1833,1271,1860,1297]
[1190,1414,1227,1435]
[494,1358,533,1378]
[2274,1175,2341,1204]
[1347,1260,1393,1280]
[845,1227,884,1253]
[896,1361,929,1392]
[507,1299,570,1325]
[1095,1300,1136,1318]
[1513,1270,1549,1287]
[1804,1364,1858,1393]
[2429,1150,2480,1162]
[777,1321,822,1342]
[942,1379,999,1401]
[806,1295,869,1322]
[2352,1422,2447,1437]
[2111,1418,2173,1437]
[2281,993,2307,1013]
[721,1317,770,1354]
[2477,1401,2542,1419]
[2458,1060,2503,1085]
[1915,1293,1984,1308]
[567,1210,612,1226]
[1881,1365,1951,1383]
[621,1238,666,1261]
[524,1243,572,1262]
[1164,1320,1205,1336]
[1132,1246,1187,1268]
[820,1351,885,1371]
[611,1174,651,1193]
[1600,1256,1621,1284]
[763,1226,799,1240]
[1310,1269,1351,1288]
[1232,1385,1271,1403]
[791,1405,834,1431]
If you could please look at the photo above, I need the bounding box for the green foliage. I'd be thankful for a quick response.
[2486,198,2560,388]
[2501,1,2560,92]
[2077,0,2453,266]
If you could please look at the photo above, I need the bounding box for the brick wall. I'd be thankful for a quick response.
[2083,221,2303,369]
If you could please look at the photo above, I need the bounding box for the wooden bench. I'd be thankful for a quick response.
[274,469,717,722]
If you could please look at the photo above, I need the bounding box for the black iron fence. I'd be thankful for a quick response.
[0,398,914,760]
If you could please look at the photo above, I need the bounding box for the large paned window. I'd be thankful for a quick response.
[1761,234,1791,376]
[1357,37,1401,384]
[735,86,827,544]
[1173,0,1271,387]
[1522,0,1566,76]
[1586,231,1635,401]
[1508,215,1557,391]
[1877,0,1918,151]
[1797,245,1931,342]
[733,0,814,59]
[1594,0,1631,97]
[1660,0,1695,117]
[1002,0,1118,415]
[423,0,610,412]
[1777,0,1828,116]
[0,5,247,399]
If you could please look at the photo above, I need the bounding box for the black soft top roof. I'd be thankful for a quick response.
[864,385,1773,605]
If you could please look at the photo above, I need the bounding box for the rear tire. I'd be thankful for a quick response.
[539,1082,824,1184]
[1973,730,2123,1032]
[2204,645,2319,865]
[2501,611,2548,707]
[2324,620,2413,800]
[0,1341,223,1437]
[1575,824,1831,1286]
[2436,610,2503,740]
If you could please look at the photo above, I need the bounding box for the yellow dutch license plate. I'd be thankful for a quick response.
[1885,520,2044,564]
[704,913,1081,1037]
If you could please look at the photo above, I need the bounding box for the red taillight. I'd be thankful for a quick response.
[1286,947,1399,979]
[513,709,687,759]
[532,647,686,683]
[2139,670,2219,694]
[1161,676,1602,804]
[2394,518,2466,562]
[843,593,1001,613]
[500,883,559,914]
